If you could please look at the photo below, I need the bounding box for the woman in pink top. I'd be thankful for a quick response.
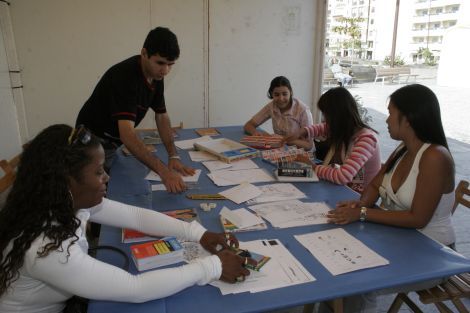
[286,87,381,193]
[244,76,313,150]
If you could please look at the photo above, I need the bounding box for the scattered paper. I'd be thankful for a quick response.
[249,200,330,228]
[207,168,275,186]
[220,207,265,229]
[219,183,262,204]
[247,183,307,204]
[295,228,389,276]
[210,239,315,295]
[175,136,213,150]
[145,169,202,183]
[188,150,218,162]
[151,184,166,191]
[203,159,259,172]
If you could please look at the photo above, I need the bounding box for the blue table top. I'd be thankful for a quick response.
[88,126,470,313]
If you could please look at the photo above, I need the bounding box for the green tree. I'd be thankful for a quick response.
[417,47,437,66]
[332,17,364,56]
[384,55,405,66]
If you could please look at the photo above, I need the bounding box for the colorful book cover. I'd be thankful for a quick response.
[162,207,201,224]
[122,208,199,243]
[131,237,184,271]
[122,229,159,244]
[240,134,284,149]
[194,138,259,163]
[261,146,310,164]
[233,247,271,271]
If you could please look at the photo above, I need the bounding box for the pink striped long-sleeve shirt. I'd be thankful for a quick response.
[305,123,381,193]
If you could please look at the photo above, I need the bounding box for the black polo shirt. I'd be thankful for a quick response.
[76,55,166,145]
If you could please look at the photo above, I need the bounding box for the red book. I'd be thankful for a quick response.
[122,229,159,244]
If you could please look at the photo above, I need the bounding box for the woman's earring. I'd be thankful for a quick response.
[68,189,74,206]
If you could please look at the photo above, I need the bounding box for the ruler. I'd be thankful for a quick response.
[186,194,226,200]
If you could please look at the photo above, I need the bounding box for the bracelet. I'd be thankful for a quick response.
[169,155,181,160]
[359,207,368,222]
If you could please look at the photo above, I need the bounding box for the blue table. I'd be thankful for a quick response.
[88,126,470,313]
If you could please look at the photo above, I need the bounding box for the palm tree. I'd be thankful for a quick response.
[332,17,364,58]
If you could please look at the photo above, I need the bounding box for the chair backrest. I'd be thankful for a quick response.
[453,180,470,214]
[171,121,184,130]
[0,159,15,194]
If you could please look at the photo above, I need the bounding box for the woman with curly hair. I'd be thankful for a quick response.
[0,124,251,313]
[285,87,381,193]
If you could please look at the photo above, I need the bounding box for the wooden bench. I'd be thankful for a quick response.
[374,67,418,85]
[323,68,338,87]
[323,68,354,88]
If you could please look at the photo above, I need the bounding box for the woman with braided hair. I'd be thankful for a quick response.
[0,124,252,313]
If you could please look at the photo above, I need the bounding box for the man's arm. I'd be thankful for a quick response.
[155,112,195,175]
[118,119,186,193]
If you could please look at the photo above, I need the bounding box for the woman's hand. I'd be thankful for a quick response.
[216,249,256,283]
[200,232,239,254]
[283,128,307,145]
[336,199,364,210]
[327,201,363,225]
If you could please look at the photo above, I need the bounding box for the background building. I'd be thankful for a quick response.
[325,0,463,65]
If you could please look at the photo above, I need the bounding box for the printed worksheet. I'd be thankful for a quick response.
[207,168,275,186]
[295,228,389,275]
[246,183,307,204]
[249,200,330,228]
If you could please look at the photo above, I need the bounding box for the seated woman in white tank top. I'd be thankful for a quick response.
[320,84,456,313]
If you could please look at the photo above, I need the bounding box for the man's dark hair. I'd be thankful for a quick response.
[143,27,180,61]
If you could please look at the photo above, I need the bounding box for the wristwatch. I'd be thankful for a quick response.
[359,207,368,222]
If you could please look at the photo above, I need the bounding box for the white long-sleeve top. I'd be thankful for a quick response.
[0,198,222,313]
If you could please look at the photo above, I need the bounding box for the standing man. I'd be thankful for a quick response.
[76,27,194,193]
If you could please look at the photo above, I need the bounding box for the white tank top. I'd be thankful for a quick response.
[379,143,455,246]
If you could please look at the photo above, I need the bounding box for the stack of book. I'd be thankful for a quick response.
[122,208,200,243]
[240,134,283,149]
[261,146,310,165]
[131,237,184,271]
[194,138,258,163]
[275,160,318,182]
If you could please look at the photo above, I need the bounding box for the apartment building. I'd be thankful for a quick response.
[325,0,463,64]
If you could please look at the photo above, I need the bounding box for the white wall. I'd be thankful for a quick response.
[0,2,22,161]
[7,0,319,139]
[208,0,316,128]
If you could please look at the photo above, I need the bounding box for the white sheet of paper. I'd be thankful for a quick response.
[188,150,218,162]
[246,183,307,204]
[249,200,330,228]
[219,183,262,204]
[207,168,275,187]
[175,136,213,150]
[145,169,202,183]
[220,207,265,229]
[210,239,315,295]
[295,228,389,276]
[202,158,259,172]
[151,184,166,191]
[202,160,233,172]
